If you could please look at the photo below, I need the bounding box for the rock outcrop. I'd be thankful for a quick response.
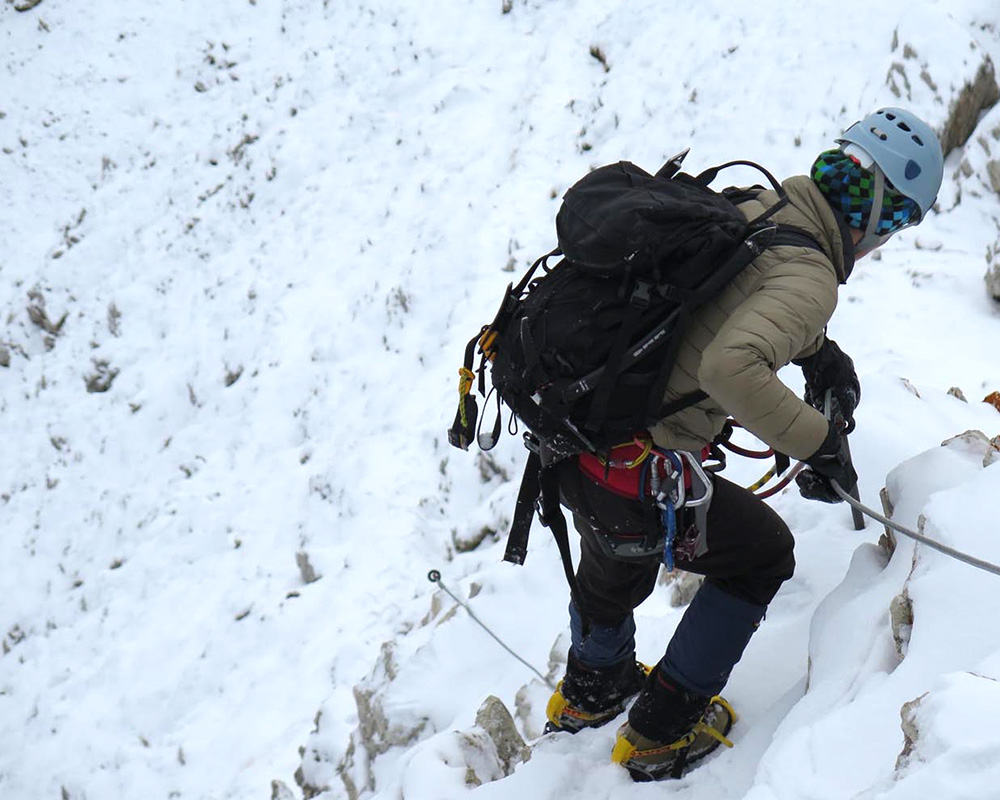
[895,693,928,771]
[460,696,532,787]
[988,255,1000,303]
[938,57,1000,157]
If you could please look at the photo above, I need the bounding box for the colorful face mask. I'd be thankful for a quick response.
[811,148,921,235]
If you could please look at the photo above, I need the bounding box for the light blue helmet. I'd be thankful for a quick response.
[836,107,944,220]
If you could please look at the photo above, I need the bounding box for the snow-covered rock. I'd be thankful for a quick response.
[988,241,1000,301]
[938,56,999,156]
[887,672,1000,798]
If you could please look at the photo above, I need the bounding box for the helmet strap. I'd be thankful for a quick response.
[856,167,890,252]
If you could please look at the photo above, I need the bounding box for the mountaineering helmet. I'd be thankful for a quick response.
[811,108,944,251]
[836,107,943,219]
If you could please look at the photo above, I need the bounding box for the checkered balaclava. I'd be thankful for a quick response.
[810,148,921,235]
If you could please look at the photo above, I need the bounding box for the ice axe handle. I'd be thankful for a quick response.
[838,435,866,531]
[823,389,865,531]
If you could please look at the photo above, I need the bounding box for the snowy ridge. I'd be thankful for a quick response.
[1,1,999,798]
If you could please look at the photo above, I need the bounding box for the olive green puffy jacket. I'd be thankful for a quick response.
[647,175,855,460]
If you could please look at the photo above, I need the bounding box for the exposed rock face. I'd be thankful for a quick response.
[878,487,897,555]
[988,159,1000,195]
[354,678,431,763]
[947,386,968,402]
[452,525,498,553]
[295,578,546,799]
[948,71,1000,300]
[462,695,532,785]
[988,259,1000,303]
[294,639,434,799]
[348,641,431,794]
[889,590,914,661]
[269,779,296,800]
[294,711,335,800]
[941,429,996,460]
[938,57,1000,156]
[986,436,1000,467]
[885,25,999,160]
[895,693,928,771]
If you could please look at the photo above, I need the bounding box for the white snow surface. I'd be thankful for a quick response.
[2,1,1000,798]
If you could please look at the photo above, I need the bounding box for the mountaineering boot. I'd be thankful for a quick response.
[610,666,736,781]
[545,651,651,734]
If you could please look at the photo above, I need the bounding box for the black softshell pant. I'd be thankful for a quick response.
[558,460,795,697]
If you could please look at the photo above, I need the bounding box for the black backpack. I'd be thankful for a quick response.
[447,150,819,624]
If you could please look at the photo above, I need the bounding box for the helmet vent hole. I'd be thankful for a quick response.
[885,112,896,120]
[912,134,923,146]
[897,121,911,132]
[870,125,888,141]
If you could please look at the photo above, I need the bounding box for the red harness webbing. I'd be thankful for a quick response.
[578,441,707,499]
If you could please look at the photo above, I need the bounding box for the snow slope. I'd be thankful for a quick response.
[1,1,999,798]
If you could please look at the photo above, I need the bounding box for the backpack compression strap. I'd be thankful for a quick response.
[503,450,542,566]
[538,459,592,637]
[503,449,592,636]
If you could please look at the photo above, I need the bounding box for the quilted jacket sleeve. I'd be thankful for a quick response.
[697,251,839,459]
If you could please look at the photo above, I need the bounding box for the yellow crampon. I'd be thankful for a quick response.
[545,682,609,729]
[610,695,737,766]
[545,662,653,734]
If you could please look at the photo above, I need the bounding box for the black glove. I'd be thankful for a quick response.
[793,338,861,434]
[795,420,858,503]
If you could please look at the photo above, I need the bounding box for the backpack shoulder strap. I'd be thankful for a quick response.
[723,184,825,253]
[770,226,824,251]
[645,226,825,423]
[721,185,767,206]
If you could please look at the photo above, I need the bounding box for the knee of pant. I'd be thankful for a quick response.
[772,523,796,582]
[748,517,795,583]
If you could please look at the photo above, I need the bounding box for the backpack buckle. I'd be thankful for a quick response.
[534,494,549,527]
[630,279,653,309]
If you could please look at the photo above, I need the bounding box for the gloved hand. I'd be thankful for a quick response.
[793,337,861,434]
[795,420,858,503]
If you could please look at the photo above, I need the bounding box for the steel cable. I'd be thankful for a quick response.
[830,481,1000,577]
[427,570,557,689]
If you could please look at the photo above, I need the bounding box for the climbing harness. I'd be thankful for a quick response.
[578,438,713,567]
